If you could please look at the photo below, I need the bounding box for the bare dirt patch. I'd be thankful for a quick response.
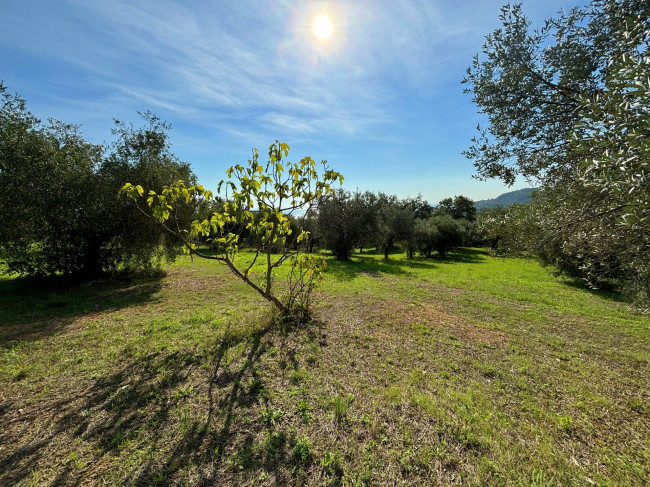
[319,296,507,346]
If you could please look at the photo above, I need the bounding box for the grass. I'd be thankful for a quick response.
[1,248,648,486]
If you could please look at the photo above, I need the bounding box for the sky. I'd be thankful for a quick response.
[1,0,575,202]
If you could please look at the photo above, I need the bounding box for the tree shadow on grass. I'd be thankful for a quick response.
[325,253,434,280]
[434,248,490,264]
[0,272,164,347]
[558,275,630,304]
[0,320,319,486]
[324,248,488,281]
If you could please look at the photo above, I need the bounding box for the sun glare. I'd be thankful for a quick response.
[313,13,333,41]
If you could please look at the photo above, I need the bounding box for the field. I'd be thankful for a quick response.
[1,249,648,486]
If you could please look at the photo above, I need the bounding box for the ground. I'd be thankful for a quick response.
[1,249,648,486]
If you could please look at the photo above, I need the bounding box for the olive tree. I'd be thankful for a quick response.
[463,0,649,302]
[0,85,192,277]
[434,195,477,222]
[122,141,343,318]
[416,215,465,258]
[317,189,362,260]
[376,194,416,259]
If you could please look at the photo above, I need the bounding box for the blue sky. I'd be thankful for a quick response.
[2,0,573,202]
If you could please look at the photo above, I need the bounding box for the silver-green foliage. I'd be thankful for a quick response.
[0,84,194,277]
[464,0,649,303]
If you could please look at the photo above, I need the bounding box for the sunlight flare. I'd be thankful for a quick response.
[313,12,333,41]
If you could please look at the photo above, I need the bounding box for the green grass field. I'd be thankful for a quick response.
[1,248,648,486]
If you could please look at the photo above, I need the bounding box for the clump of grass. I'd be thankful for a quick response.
[629,398,648,414]
[530,469,556,486]
[289,368,310,384]
[332,393,354,424]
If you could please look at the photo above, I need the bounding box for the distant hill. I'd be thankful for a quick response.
[475,188,537,209]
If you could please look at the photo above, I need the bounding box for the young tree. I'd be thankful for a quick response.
[122,141,343,318]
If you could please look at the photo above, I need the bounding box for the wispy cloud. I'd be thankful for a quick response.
[26,0,391,138]
[2,0,468,139]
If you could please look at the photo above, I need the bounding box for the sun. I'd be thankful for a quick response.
[313,12,333,41]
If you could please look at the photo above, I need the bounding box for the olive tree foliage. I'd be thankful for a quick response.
[353,191,385,253]
[99,113,198,271]
[376,194,415,259]
[316,189,386,259]
[434,195,477,222]
[407,195,435,221]
[415,215,466,258]
[477,203,541,255]
[0,92,101,276]
[0,84,192,277]
[122,141,343,318]
[317,189,363,260]
[463,1,650,303]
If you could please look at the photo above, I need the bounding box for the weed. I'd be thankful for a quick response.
[173,385,193,399]
[260,408,284,427]
[431,443,447,459]
[265,431,287,457]
[292,435,313,465]
[321,449,344,478]
[296,399,313,422]
[248,377,266,397]
[359,412,373,426]
[231,442,255,471]
[396,448,414,473]
[557,414,573,433]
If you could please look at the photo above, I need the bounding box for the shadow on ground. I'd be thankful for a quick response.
[325,247,488,280]
[0,322,325,486]
[0,273,164,347]
[558,275,630,304]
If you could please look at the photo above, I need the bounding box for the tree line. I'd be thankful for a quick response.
[307,191,478,260]
[0,83,197,278]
